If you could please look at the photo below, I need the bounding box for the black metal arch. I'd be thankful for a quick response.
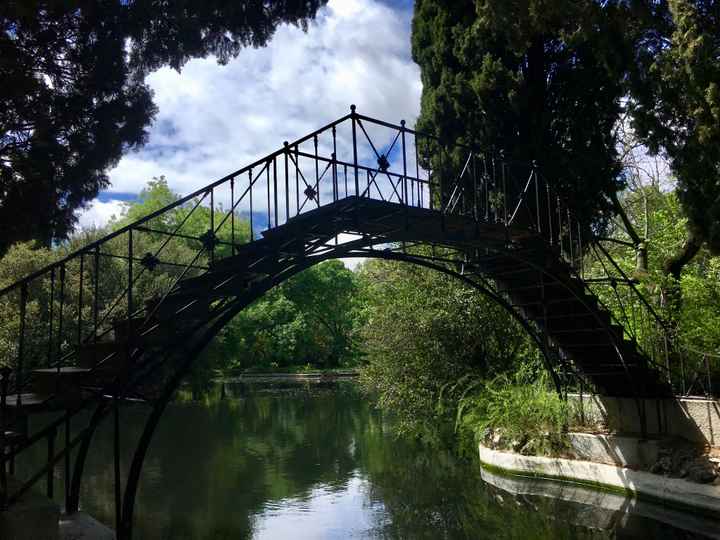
[109,239,572,539]
[54,218,650,540]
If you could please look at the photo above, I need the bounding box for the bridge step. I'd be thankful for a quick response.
[2,429,26,448]
[31,368,91,401]
[0,477,60,540]
[2,394,54,414]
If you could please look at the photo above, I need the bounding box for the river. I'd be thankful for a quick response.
[20,381,720,539]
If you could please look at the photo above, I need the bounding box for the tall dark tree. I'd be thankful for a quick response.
[0,0,326,254]
[628,0,720,278]
[411,0,632,234]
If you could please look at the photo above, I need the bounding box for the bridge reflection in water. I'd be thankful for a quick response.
[17,383,718,539]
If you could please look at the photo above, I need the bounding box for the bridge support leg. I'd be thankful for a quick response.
[637,398,648,439]
[67,402,109,514]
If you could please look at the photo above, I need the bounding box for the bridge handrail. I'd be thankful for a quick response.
[0,112,352,298]
[1,107,533,402]
[4,104,702,406]
[0,111,512,299]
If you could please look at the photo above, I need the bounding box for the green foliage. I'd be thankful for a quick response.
[222,289,314,370]
[412,0,630,232]
[113,176,251,260]
[0,242,56,368]
[629,0,720,258]
[451,372,569,457]
[357,253,538,440]
[0,0,327,254]
[283,260,361,366]
[586,186,720,387]
[222,260,362,371]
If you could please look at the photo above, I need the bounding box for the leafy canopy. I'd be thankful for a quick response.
[412,0,631,231]
[0,0,327,254]
[629,0,720,264]
[357,253,537,439]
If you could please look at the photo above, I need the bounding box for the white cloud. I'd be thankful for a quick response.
[106,0,421,198]
[76,199,127,230]
[79,0,421,272]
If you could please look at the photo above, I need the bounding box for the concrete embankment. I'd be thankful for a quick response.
[569,393,720,447]
[478,442,720,518]
[0,477,115,540]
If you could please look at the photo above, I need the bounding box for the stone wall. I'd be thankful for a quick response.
[569,393,720,447]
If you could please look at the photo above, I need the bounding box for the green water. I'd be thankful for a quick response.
[22,382,719,539]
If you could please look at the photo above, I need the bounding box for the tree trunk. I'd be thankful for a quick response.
[663,230,703,280]
[661,229,704,364]
[608,189,648,273]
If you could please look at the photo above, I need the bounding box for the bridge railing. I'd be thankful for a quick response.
[581,239,718,398]
[0,107,558,404]
[3,104,711,410]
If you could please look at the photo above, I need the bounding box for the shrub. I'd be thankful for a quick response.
[448,373,570,457]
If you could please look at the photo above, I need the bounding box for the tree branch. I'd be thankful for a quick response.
[609,189,642,246]
[663,230,703,280]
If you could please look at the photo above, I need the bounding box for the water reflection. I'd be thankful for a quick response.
[19,382,720,539]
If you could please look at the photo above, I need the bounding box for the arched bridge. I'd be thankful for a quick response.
[0,106,676,538]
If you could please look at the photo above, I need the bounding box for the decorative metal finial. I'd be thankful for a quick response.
[377,154,390,172]
[140,252,160,272]
[350,104,356,113]
[304,185,317,201]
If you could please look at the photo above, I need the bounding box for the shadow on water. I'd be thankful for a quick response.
[15,381,720,539]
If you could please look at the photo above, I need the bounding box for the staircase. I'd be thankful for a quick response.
[0,108,673,538]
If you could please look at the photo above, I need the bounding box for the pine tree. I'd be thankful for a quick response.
[411,0,632,234]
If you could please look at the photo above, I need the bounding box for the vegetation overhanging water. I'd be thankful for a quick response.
[18,381,718,540]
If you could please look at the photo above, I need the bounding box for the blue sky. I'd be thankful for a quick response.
[78,0,421,229]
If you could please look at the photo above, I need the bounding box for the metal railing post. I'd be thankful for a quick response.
[77,254,84,349]
[55,265,66,393]
[16,283,28,402]
[273,157,279,222]
[249,169,254,238]
[230,177,235,255]
[501,155,508,226]
[533,163,541,233]
[0,366,11,510]
[47,268,55,365]
[210,189,215,263]
[127,229,133,336]
[473,152,478,221]
[93,248,99,343]
[284,142,290,217]
[351,105,359,197]
[401,120,408,206]
[46,427,57,498]
[332,127,338,202]
[313,135,320,208]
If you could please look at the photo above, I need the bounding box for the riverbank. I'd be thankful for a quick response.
[478,441,720,519]
[217,369,359,384]
[214,369,360,387]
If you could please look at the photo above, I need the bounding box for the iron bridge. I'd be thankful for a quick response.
[0,106,690,538]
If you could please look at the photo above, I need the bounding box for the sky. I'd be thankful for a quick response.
[77,0,422,243]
